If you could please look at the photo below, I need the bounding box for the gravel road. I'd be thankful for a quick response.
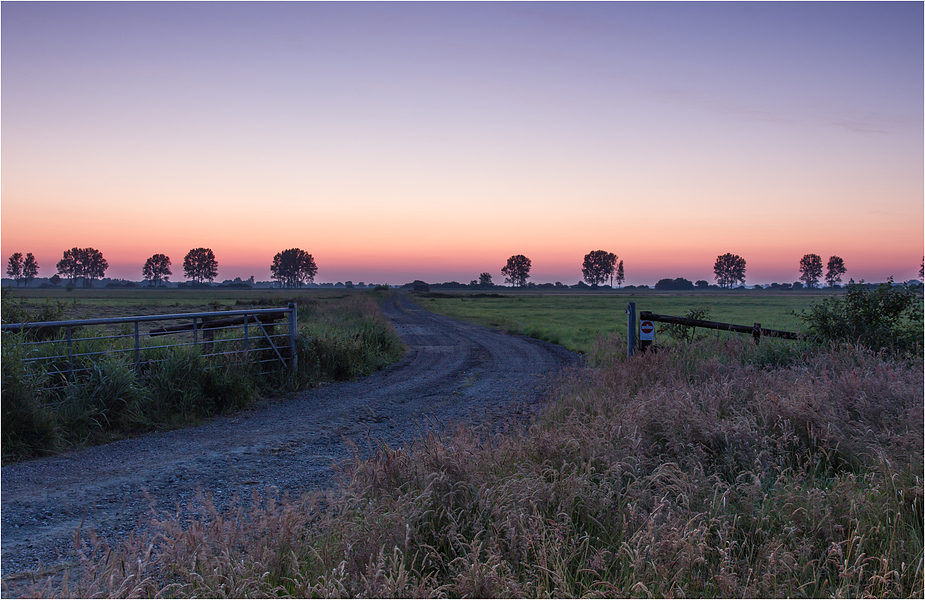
[1,293,579,580]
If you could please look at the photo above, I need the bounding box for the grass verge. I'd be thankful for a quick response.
[14,336,922,598]
[1,292,405,463]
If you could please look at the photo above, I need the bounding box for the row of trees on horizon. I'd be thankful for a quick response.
[5,247,924,290]
[495,251,857,290]
[4,247,319,289]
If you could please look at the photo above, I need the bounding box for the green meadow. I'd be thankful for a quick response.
[2,287,358,321]
[414,290,832,354]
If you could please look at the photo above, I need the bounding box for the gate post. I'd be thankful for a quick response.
[134,321,140,370]
[244,313,249,354]
[66,325,73,380]
[288,302,297,373]
[626,302,636,358]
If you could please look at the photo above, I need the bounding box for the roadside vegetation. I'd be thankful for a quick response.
[801,279,923,357]
[1,289,405,463]
[415,290,820,354]
[11,285,921,598]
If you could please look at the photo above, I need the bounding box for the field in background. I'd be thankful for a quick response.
[2,287,360,322]
[414,290,829,354]
[4,288,829,356]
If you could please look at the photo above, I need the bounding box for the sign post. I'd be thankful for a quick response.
[639,318,655,352]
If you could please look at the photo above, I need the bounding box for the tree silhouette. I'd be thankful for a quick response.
[270,248,318,288]
[143,254,172,287]
[183,248,218,284]
[56,247,108,287]
[22,253,39,286]
[501,255,531,287]
[713,253,746,288]
[582,250,617,286]
[6,253,23,286]
[655,277,695,291]
[478,272,493,286]
[616,260,625,288]
[799,254,824,289]
[825,256,847,287]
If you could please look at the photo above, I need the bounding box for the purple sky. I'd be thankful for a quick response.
[3,2,922,285]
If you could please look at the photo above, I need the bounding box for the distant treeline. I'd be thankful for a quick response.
[2,276,918,292]
[0,277,391,290]
[6,247,923,290]
[398,279,908,292]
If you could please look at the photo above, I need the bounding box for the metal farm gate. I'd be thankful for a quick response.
[1,304,297,390]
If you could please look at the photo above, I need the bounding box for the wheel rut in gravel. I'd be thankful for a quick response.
[1,293,579,578]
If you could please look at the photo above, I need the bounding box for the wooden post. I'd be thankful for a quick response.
[203,329,214,355]
[288,302,298,373]
[244,313,249,355]
[626,302,636,357]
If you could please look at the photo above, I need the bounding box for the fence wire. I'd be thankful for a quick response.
[2,305,298,392]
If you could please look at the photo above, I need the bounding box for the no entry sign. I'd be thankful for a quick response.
[640,320,655,341]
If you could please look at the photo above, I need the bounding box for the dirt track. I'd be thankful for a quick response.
[1,293,579,579]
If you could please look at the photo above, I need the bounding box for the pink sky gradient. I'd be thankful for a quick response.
[3,3,922,285]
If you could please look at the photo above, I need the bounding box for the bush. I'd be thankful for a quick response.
[801,278,923,355]
[654,277,695,291]
[663,306,711,344]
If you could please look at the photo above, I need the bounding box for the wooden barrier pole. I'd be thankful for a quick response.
[638,311,803,341]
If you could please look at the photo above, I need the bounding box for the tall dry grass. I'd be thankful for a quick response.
[10,337,922,598]
[2,292,405,462]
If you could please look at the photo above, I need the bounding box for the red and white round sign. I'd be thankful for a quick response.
[640,320,655,340]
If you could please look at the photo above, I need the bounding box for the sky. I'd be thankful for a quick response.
[2,2,923,286]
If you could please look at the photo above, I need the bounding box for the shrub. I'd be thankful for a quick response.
[663,306,712,344]
[654,277,695,291]
[801,278,923,355]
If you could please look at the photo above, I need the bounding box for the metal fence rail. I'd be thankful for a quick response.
[1,304,297,389]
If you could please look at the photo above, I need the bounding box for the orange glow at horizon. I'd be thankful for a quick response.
[3,3,922,287]
[3,184,922,285]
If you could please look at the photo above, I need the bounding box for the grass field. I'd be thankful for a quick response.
[3,286,838,359]
[414,289,832,354]
[1,287,359,322]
